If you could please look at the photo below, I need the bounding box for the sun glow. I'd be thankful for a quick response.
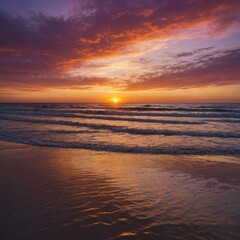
[111,97,120,104]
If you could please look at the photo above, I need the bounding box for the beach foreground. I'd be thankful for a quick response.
[0,141,239,240]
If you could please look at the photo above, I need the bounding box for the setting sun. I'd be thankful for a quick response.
[112,97,120,104]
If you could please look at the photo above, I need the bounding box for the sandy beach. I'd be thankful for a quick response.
[0,141,240,240]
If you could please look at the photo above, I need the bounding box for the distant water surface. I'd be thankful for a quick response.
[0,103,240,155]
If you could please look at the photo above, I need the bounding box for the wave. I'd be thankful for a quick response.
[0,133,239,155]
[1,107,240,118]
[0,115,239,138]
[0,110,206,125]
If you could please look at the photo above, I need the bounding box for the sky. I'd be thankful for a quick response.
[0,0,240,103]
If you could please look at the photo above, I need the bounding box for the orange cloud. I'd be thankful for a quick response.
[0,0,239,95]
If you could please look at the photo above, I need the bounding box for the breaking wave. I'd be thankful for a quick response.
[0,131,239,155]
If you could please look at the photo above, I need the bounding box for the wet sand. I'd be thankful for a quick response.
[0,141,240,240]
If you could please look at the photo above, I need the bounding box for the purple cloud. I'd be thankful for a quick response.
[126,48,240,90]
[0,0,240,91]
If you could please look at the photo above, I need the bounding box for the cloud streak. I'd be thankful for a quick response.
[126,48,240,90]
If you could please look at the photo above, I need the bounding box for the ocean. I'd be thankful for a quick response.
[0,103,240,155]
[0,103,240,240]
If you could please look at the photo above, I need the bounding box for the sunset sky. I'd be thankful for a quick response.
[0,0,240,103]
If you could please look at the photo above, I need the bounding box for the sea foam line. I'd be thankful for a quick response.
[0,133,239,155]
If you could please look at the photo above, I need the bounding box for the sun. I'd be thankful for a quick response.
[111,97,120,104]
